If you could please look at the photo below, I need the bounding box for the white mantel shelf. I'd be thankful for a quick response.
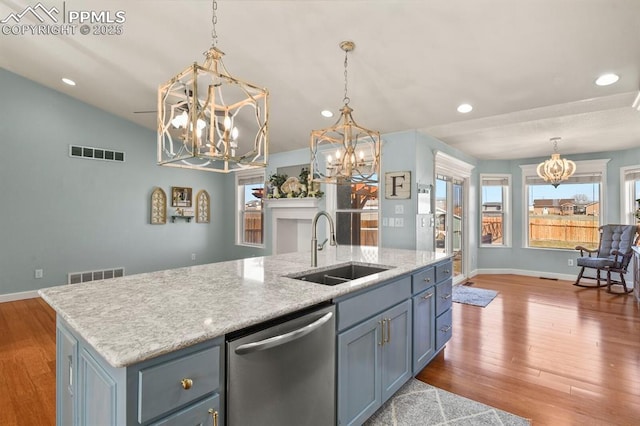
[264,197,319,208]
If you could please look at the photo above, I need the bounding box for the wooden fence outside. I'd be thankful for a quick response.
[528,216,599,248]
[244,211,263,244]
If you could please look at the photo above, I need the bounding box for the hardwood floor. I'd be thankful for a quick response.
[418,274,640,426]
[0,276,638,425]
[0,298,56,426]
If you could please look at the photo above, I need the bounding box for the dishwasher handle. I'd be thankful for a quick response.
[234,311,333,355]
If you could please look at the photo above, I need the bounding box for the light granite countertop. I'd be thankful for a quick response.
[39,246,449,368]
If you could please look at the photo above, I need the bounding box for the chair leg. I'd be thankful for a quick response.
[574,267,586,286]
[606,271,633,294]
[574,267,608,288]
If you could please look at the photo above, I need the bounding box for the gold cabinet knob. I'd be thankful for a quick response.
[424,277,431,282]
[181,378,193,390]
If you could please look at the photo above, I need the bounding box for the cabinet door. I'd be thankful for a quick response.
[380,300,412,402]
[412,288,435,374]
[57,323,78,426]
[77,348,118,426]
[337,316,382,426]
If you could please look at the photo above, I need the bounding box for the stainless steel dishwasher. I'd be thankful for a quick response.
[226,303,335,426]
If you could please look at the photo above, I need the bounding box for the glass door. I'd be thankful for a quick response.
[435,175,465,280]
[452,179,464,278]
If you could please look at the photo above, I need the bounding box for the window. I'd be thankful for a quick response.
[480,174,511,247]
[236,171,265,246]
[620,166,640,224]
[335,181,378,246]
[521,159,608,250]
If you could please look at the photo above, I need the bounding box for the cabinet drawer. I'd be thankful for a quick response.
[412,267,435,294]
[337,276,411,331]
[435,278,452,316]
[138,346,220,424]
[435,260,453,283]
[435,309,452,350]
[152,394,220,426]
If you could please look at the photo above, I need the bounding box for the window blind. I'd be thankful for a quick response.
[526,172,602,186]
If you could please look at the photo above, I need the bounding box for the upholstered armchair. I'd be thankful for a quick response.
[574,224,639,293]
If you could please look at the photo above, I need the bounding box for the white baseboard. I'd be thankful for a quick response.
[475,268,577,282]
[0,290,40,303]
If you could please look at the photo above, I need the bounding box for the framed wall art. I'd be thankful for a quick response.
[385,171,411,199]
[172,186,192,207]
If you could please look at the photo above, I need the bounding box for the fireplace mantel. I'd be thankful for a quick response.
[265,198,320,254]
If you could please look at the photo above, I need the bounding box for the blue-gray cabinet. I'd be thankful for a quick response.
[56,318,223,426]
[412,287,435,374]
[411,260,452,374]
[336,277,412,426]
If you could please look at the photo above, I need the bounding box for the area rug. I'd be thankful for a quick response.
[452,285,498,307]
[365,379,530,426]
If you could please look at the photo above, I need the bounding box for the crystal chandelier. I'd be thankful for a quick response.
[310,41,380,184]
[536,137,576,188]
[157,0,269,172]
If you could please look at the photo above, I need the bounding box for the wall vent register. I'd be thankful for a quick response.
[69,145,125,162]
[68,267,125,285]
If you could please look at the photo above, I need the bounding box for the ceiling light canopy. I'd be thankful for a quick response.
[157,0,269,173]
[536,137,576,188]
[595,73,619,86]
[310,41,380,184]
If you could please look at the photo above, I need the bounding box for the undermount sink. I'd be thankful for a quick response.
[287,263,392,286]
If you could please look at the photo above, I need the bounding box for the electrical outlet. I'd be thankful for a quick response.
[395,204,404,214]
[395,218,404,227]
[35,269,43,279]
[567,259,574,267]
[191,253,196,261]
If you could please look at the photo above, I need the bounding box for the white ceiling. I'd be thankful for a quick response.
[2,0,639,160]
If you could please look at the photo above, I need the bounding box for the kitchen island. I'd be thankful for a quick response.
[40,246,452,425]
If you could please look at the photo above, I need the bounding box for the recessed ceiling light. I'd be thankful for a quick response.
[62,78,76,86]
[457,103,473,113]
[595,73,619,86]
[321,110,334,118]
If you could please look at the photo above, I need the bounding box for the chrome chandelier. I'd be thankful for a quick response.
[157,0,269,172]
[536,137,576,187]
[310,41,380,184]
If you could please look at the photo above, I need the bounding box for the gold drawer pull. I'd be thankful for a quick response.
[422,292,434,300]
[442,293,452,300]
[444,269,450,274]
[440,325,451,333]
[208,409,219,426]
[181,378,193,390]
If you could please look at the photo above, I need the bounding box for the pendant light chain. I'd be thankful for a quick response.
[343,48,350,106]
[211,0,218,48]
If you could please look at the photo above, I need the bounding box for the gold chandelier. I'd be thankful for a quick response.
[310,41,380,184]
[157,0,269,172]
[536,137,576,187]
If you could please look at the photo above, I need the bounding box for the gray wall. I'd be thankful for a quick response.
[0,69,229,295]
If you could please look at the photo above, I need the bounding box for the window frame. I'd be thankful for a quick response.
[520,159,609,250]
[620,165,640,224]
[235,169,265,248]
[479,173,511,248]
